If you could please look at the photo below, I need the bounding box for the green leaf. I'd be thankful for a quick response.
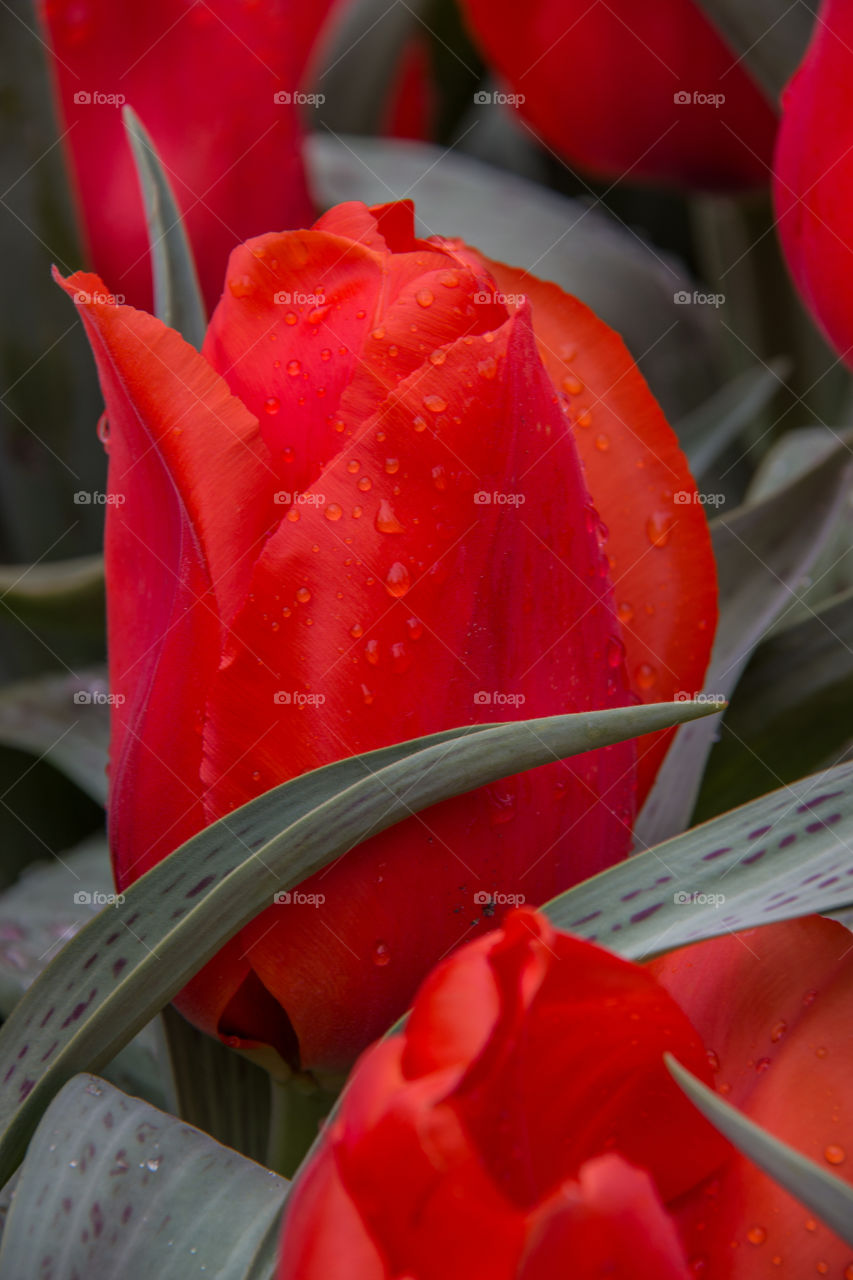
[545,757,853,960]
[0,699,719,1184]
[635,444,853,847]
[123,107,206,348]
[0,837,167,1111]
[306,134,725,420]
[0,1074,287,1279]
[0,553,104,636]
[667,1055,853,1247]
[697,585,853,818]
[0,669,110,805]
[675,360,788,482]
[692,0,815,103]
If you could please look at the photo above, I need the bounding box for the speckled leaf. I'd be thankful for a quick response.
[667,1055,853,1247]
[545,758,853,959]
[0,1074,287,1280]
[0,837,166,1111]
[0,669,110,805]
[0,700,719,1184]
[635,444,853,847]
[123,108,206,349]
[307,134,723,420]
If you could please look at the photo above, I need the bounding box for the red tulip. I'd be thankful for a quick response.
[36,0,338,312]
[57,199,714,1075]
[276,909,853,1278]
[774,0,853,364]
[460,0,777,190]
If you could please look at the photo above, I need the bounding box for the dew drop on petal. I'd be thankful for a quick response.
[285,508,300,522]
[406,617,423,640]
[325,503,343,522]
[296,587,311,604]
[365,639,380,665]
[646,511,675,548]
[385,562,411,597]
[746,1227,766,1246]
[264,397,280,415]
[562,374,583,395]
[770,1020,787,1043]
[617,602,634,624]
[825,1145,845,1165]
[357,476,373,493]
[376,499,405,533]
[423,394,447,414]
[576,408,592,428]
[416,288,434,308]
[284,311,298,326]
[96,413,110,444]
[347,460,360,474]
[606,637,625,669]
[372,941,391,965]
[429,348,446,366]
[635,663,656,691]
[361,684,375,705]
[282,446,295,464]
[391,642,411,673]
[595,433,610,452]
[287,360,301,377]
[412,415,428,433]
[349,623,364,639]
[385,458,400,474]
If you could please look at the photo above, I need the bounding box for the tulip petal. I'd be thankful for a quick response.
[37,0,335,309]
[460,0,777,189]
[56,270,272,874]
[197,309,638,1071]
[520,1155,692,1280]
[652,917,853,1274]
[435,244,718,797]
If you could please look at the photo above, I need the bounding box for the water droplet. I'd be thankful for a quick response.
[755,1056,772,1072]
[412,415,428,432]
[390,641,411,673]
[251,770,261,782]
[287,360,301,377]
[376,499,405,533]
[431,465,448,491]
[365,639,380,665]
[228,274,253,298]
[284,311,297,326]
[804,1218,818,1233]
[264,397,280,415]
[576,408,592,428]
[635,663,657,690]
[594,433,610,452]
[320,348,331,361]
[296,587,311,604]
[333,418,345,434]
[562,374,583,395]
[285,508,300,522]
[372,941,391,965]
[371,327,385,341]
[96,413,110,444]
[349,623,364,639]
[770,1020,787,1043]
[282,446,295,464]
[361,684,375,705]
[607,637,625,669]
[429,348,446,366]
[388,344,399,357]
[384,458,400,474]
[385,562,411,597]
[145,1156,162,1173]
[747,1227,766,1246]
[416,288,434,308]
[477,356,497,380]
[325,503,342,521]
[406,617,423,640]
[617,602,633,624]
[357,476,372,493]
[307,306,329,325]
[646,512,675,548]
[706,1049,720,1072]
[825,1144,845,1165]
[423,394,447,414]
[440,271,459,287]
[352,506,363,519]
[346,459,360,474]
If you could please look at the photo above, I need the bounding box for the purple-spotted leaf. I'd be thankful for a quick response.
[544,758,853,958]
[0,1074,287,1278]
[0,699,718,1184]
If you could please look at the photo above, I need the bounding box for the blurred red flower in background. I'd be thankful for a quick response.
[774,0,853,364]
[461,0,777,190]
[37,0,339,311]
[277,910,853,1278]
[58,200,715,1075]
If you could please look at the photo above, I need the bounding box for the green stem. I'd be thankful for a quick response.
[266,1075,336,1178]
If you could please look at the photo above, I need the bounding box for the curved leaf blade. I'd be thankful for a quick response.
[0,700,718,1183]
[0,1074,287,1280]
[667,1055,853,1247]
[123,107,206,348]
